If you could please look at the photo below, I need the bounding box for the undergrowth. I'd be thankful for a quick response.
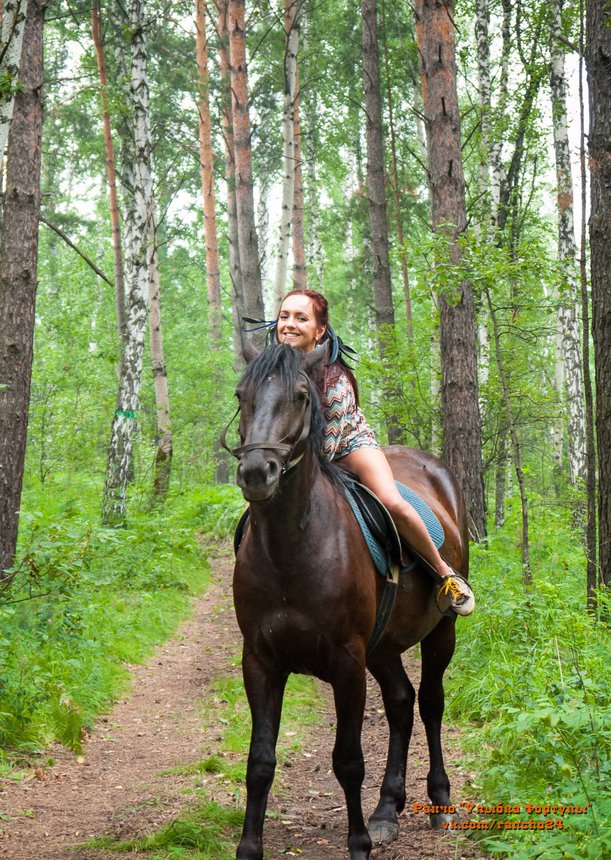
[446,497,610,859]
[0,479,231,767]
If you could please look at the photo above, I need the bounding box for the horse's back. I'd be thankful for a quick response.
[382,445,468,573]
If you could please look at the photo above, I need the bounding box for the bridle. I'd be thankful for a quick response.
[220,371,313,475]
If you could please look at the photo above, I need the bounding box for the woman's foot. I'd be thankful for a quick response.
[436,573,475,616]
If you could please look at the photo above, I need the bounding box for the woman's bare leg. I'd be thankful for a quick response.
[337,447,474,614]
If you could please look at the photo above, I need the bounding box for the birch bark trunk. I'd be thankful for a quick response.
[0,0,28,166]
[415,0,486,540]
[228,0,264,343]
[0,0,45,575]
[102,0,154,525]
[273,0,299,310]
[195,0,222,346]
[292,59,307,290]
[550,0,586,488]
[149,236,172,500]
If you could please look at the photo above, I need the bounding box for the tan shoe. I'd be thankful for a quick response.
[436,573,475,616]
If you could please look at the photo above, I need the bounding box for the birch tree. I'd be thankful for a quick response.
[549,0,586,488]
[0,0,28,168]
[102,0,154,525]
[0,0,45,575]
[273,0,300,310]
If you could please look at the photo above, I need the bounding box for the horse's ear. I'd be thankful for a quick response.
[242,340,261,364]
[302,341,330,377]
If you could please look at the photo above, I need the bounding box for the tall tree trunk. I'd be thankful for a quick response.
[579,0,597,607]
[149,235,172,501]
[195,0,222,346]
[292,59,307,290]
[0,0,45,576]
[361,0,401,444]
[102,0,154,526]
[91,0,126,350]
[0,0,29,167]
[587,0,611,589]
[217,0,244,361]
[380,0,412,336]
[415,0,486,541]
[228,0,264,343]
[302,10,323,289]
[273,0,299,310]
[550,0,586,488]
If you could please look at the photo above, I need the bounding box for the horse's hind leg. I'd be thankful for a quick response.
[418,616,457,830]
[237,648,287,860]
[367,657,415,844]
[331,659,372,860]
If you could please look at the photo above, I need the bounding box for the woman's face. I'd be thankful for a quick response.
[277,294,326,353]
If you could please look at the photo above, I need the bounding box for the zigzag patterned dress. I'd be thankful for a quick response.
[320,369,379,462]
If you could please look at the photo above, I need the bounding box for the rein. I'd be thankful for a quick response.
[220,371,313,475]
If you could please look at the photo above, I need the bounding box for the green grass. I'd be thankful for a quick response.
[445,498,610,859]
[0,480,215,763]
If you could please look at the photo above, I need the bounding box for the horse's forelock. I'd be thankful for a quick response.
[238,344,329,465]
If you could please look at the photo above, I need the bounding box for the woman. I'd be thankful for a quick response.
[275,288,474,617]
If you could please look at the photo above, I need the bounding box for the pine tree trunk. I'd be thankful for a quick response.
[0,0,45,576]
[587,0,611,589]
[292,59,307,291]
[273,0,299,311]
[415,0,486,540]
[0,0,29,166]
[102,0,154,526]
[91,0,126,349]
[550,0,586,488]
[228,0,264,342]
[149,236,172,500]
[217,0,245,361]
[380,0,412,337]
[195,0,222,346]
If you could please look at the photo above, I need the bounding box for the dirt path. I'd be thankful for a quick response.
[0,547,480,860]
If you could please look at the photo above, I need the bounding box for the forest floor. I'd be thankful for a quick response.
[0,544,483,860]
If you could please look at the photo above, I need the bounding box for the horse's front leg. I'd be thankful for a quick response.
[367,656,415,844]
[331,652,372,860]
[419,616,457,830]
[237,647,288,860]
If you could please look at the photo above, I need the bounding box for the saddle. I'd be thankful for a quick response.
[232,477,446,656]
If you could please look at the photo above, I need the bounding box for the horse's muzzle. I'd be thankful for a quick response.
[236,450,281,502]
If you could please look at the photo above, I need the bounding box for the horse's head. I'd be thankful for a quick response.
[227,343,328,503]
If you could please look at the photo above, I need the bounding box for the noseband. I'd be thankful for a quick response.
[220,372,313,475]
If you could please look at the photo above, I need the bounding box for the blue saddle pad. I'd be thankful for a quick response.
[345,481,444,578]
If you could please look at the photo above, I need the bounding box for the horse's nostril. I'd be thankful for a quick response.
[265,459,280,483]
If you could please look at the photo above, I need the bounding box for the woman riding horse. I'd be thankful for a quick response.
[272,288,474,616]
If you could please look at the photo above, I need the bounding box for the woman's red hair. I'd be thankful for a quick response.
[278,289,360,405]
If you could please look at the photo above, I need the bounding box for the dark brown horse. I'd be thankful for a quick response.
[227,343,469,860]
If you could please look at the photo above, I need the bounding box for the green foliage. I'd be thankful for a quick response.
[0,482,211,760]
[446,503,610,859]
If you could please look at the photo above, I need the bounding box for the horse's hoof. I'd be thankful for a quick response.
[429,810,458,830]
[368,817,399,844]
